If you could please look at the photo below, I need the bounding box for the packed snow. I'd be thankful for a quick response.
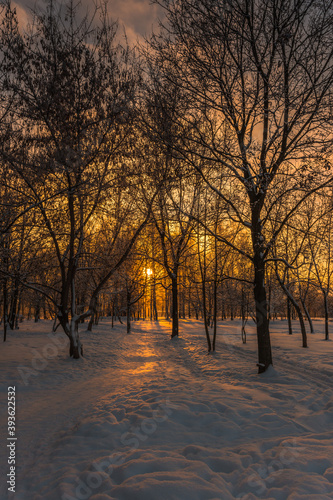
[1,318,333,500]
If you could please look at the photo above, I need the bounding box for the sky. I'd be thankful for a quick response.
[12,0,163,45]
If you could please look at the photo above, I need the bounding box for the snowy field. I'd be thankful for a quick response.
[1,318,333,500]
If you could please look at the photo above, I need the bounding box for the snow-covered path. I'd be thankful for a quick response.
[1,318,333,499]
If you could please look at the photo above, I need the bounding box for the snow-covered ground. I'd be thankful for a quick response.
[1,318,333,500]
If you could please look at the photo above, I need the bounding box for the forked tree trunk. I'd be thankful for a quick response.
[87,296,99,331]
[295,303,308,348]
[69,320,82,359]
[59,309,83,359]
[52,314,59,332]
[278,281,308,348]
[300,298,314,334]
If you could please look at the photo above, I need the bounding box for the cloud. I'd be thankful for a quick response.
[12,0,164,45]
[106,0,161,38]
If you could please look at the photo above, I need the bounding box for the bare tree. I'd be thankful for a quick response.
[148,0,333,372]
[305,194,333,340]
[151,176,198,338]
[0,1,148,357]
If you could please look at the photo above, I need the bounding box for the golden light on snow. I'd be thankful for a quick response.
[131,345,158,374]
[131,361,158,374]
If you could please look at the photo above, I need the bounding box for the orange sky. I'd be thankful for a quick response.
[13,0,162,45]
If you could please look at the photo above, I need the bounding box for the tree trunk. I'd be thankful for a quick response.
[287,298,293,335]
[212,279,217,351]
[165,289,169,320]
[295,303,307,348]
[267,279,272,320]
[301,298,314,334]
[34,300,40,323]
[279,282,308,348]
[87,314,93,331]
[188,285,191,318]
[15,294,22,329]
[241,287,247,344]
[202,279,212,352]
[87,296,99,331]
[3,279,7,342]
[127,292,131,334]
[52,314,59,332]
[253,262,272,373]
[171,275,179,338]
[69,320,82,358]
[8,278,19,329]
[42,299,47,321]
[323,291,329,340]
[152,284,158,321]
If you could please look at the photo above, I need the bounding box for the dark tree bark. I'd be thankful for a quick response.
[300,298,314,334]
[3,279,7,342]
[253,258,272,372]
[276,271,308,348]
[146,0,333,373]
[212,277,217,351]
[323,291,329,341]
[171,275,179,338]
[287,298,293,335]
